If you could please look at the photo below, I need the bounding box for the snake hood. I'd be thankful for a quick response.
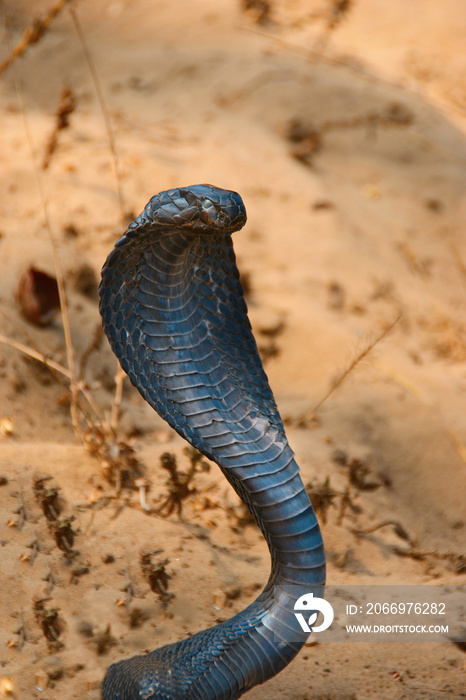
[121,184,247,237]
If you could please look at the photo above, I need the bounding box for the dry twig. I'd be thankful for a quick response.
[33,598,64,651]
[0,0,72,75]
[157,450,209,517]
[290,316,400,429]
[306,477,360,525]
[69,6,127,224]
[8,612,31,650]
[288,104,413,165]
[140,552,174,605]
[42,85,77,169]
[15,80,80,434]
[313,0,354,52]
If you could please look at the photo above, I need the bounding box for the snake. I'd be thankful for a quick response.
[98,184,326,699]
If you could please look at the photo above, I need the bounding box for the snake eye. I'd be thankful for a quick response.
[202,199,214,210]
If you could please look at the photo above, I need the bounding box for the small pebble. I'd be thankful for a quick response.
[44,656,64,680]
[15,267,60,326]
[0,676,14,696]
[101,553,115,564]
[304,638,319,647]
[154,430,172,444]
[212,589,227,610]
[35,670,49,691]
[0,418,14,437]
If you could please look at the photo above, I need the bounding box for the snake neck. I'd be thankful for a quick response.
[221,453,325,588]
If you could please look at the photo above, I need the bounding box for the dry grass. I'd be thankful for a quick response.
[0,3,137,495]
[0,0,72,76]
[290,315,401,429]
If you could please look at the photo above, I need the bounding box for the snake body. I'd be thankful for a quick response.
[99,185,326,699]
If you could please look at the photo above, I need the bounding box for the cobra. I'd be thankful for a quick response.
[99,184,326,699]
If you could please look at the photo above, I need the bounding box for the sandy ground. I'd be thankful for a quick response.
[0,1,465,698]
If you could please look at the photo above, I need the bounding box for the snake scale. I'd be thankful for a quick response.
[99,184,326,699]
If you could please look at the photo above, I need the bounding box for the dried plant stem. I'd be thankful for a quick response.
[242,25,466,125]
[243,25,390,89]
[69,6,126,225]
[42,85,77,170]
[312,0,354,54]
[450,243,466,291]
[0,309,102,420]
[15,80,80,435]
[78,324,103,379]
[0,0,72,75]
[0,331,102,420]
[351,519,412,542]
[0,332,71,380]
[110,365,125,432]
[67,7,127,430]
[290,316,400,430]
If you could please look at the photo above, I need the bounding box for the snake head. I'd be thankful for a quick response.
[122,184,247,241]
[181,184,247,234]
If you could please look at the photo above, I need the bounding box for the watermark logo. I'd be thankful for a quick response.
[290,585,463,641]
[293,592,334,633]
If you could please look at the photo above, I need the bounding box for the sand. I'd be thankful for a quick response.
[0,1,465,698]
